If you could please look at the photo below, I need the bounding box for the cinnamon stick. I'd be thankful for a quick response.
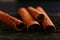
[36,7,56,32]
[18,8,40,32]
[0,10,25,31]
[27,6,44,22]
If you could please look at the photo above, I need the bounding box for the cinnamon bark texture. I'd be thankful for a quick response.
[18,8,40,32]
[0,10,25,31]
[27,6,44,22]
[36,7,56,32]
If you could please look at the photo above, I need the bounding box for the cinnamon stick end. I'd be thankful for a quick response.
[28,24,41,32]
[16,23,25,31]
[37,14,44,22]
[46,25,56,33]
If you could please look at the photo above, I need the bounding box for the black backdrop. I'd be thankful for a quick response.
[0,1,60,13]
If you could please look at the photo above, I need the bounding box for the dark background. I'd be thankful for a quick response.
[0,1,60,13]
[0,0,60,40]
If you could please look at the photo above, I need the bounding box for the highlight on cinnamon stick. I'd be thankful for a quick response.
[36,7,56,32]
[18,8,41,32]
[0,10,25,31]
[27,6,44,22]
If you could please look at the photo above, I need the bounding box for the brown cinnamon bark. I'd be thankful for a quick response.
[36,7,56,32]
[18,8,40,32]
[27,6,44,22]
[0,10,25,31]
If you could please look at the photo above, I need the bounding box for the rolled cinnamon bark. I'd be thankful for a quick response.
[36,7,56,32]
[27,6,44,22]
[18,8,41,32]
[0,10,25,31]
